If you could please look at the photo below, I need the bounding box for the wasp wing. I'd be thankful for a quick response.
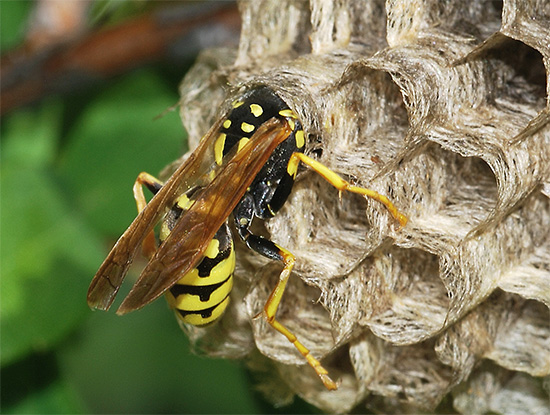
[88,115,232,311]
[116,118,291,314]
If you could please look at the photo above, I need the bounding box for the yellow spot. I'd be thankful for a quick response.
[287,118,295,130]
[204,238,220,259]
[295,129,305,148]
[237,137,250,152]
[176,194,193,210]
[279,109,296,118]
[232,100,244,108]
[287,156,299,177]
[223,119,231,129]
[214,133,226,165]
[250,104,263,117]
[241,122,255,133]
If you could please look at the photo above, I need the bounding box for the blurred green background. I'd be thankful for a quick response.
[1,2,319,413]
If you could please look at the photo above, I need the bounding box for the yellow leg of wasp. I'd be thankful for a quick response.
[288,153,408,227]
[258,152,407,390]
[133,172,163,259]
[261,245,338,391]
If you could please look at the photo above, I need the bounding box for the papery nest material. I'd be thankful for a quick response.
[171,0,550,413]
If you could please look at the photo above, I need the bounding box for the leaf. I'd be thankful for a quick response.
[0,1,32,52]
[0,163,104,365]
[1,351,85,414]
[57,69,185,236]
[6,378,84,414]
[58,302,264,414]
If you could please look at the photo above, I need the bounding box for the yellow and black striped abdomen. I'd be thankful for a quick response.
[166,228,235,325]
[163,194,235,326]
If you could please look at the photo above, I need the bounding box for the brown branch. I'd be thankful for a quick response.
[1,2,240,115]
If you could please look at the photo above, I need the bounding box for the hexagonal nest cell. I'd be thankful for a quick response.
[173,0,550,413]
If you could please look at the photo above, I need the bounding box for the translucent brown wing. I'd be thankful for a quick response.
[116,117,291,314]
[88,117,291,313]
[88,114,229,311]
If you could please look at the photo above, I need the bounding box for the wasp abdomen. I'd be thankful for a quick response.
[166,223,235,326]
[159,190,235,326]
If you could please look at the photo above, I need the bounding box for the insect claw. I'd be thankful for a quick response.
[320,374,339,391]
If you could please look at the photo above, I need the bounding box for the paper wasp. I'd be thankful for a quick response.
[87,86,407,390]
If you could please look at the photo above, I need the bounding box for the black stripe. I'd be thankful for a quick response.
[170,275,232,303]
[176,293,230,319]
[196,242,231,278]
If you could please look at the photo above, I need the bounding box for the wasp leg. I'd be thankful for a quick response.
[288,153,408,227]
[234,196,338,390]
[133,172,164,259]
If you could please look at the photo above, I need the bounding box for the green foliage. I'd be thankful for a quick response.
[0,56,265,412]
[89,0,150,26]
[56,72,186,235]
[0,159,102,365]
[1,4,319,413]
[2,60,273,411]
[0,0,33,52]
[0,63,188,412]
[0,71,319,412]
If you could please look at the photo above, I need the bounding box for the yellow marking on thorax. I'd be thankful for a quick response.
[232,100,244,108]
[241,122,255,133]
[237,137,250,153]
[214,133,226,165]
[176,194,193,210]
[278,109,296,118]
[279,109,297,130]
[223,119,232,129]
[287,159,299,177]
[250,104,263,117]
[295,129,305,148]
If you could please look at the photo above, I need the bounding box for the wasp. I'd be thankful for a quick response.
[87,86,407,390]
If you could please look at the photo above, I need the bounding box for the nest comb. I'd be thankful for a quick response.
[168,0,550,413]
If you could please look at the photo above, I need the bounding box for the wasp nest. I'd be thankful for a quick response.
[174,0,550,413]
